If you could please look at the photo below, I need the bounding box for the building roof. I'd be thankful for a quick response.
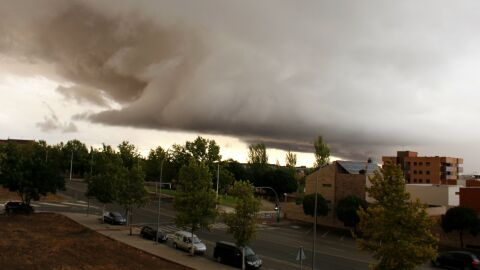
[337,160,378,174]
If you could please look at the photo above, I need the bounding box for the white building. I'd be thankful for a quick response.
[406,184,460,207]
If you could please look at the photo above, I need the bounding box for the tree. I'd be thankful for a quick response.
[62,139,89,177]
[185,136,221,166]
[224,181,261,270]
[145,146,172,182]
[285,150,297,168]
[248,143,268,167]
[313,136,330,168]
[335,196,368,229]
[303,193,329,217]
[0,141,64,208]
[118,141,140,169]
[116,165,149,235]
[263,168,298,195]
[222,159,247,181]
[218,168,236,195]
[356,163,438,270]
[174,159,217,255]
[441,206,479,249]
[86,144,122,219]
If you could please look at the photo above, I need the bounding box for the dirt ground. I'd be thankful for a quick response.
[0,213,191,270]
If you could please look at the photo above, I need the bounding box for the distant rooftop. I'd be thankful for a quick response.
[337,160,378,174]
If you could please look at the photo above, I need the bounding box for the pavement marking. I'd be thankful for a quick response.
[305,228,312,235]
[290,225,301,229]
[340,236,344,241]
[31,204,40,207]
[321,230,329,237]
[76,200,87,204]
[37,202,68,207]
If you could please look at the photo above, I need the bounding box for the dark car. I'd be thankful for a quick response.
[432,251,480,270]
[103,212,126,225]
[140,225,168,242]
[4,201,33,214]
[213,241,262,269]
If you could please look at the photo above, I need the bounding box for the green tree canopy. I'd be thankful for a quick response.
[0,141,64,206]
[356,163,438,270]
[222,159,247,181]
[248,143,268,167]
[314,136,330,168]
[116,165,149,235]
[118,141,140,169]
[285,150,297,168]
[441,206,479,248]
[303,193,329,217]
[224,181,261,269]
[62,139,89,177]
[174,159,217,255]
[86,144,122,206]
[335,195,368,229]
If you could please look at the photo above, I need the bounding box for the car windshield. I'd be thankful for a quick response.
[244,247,255,256]
[192,237,201,244]
[111,213,122,218]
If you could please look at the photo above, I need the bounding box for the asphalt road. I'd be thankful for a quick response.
[34,180,433,270]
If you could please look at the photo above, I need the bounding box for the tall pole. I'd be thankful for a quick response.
[69,150,73,181]
[216,162,220,201]
[312,169,319,270]
[156,148,169,244]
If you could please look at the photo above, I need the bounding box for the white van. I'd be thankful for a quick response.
[171,230,207,255]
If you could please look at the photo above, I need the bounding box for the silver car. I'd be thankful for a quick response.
[171,230,207,255]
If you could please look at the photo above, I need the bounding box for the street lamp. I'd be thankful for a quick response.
[310,164,331,269]
[255,186,280,223]
[155,147,170,244]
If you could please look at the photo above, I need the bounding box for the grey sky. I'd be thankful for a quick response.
[1,0,480,170]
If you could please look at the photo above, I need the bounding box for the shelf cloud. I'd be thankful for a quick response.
[2,0,480,161]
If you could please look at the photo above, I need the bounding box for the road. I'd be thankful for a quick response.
[34,180,433,270]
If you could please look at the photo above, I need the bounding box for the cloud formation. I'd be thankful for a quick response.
[36,104,78,133]
[2,0,480,161]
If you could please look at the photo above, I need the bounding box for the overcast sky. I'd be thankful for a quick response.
[1,0,480,172]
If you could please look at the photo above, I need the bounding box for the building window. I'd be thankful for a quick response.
[419,179,423,183]
[322,183,332,188]
[419,162,423,166]
[426,162,430,166]
[413,170,417,174]
[426,179,430,183]
[419,171,423,175]
[413,179,417,183]
[413,162,417,166]
[407,162,411,166]
[426,171,430,175]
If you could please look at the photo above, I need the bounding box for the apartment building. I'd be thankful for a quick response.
[382,151,463,185]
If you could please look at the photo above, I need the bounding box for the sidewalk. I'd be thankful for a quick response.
[62,212,234,270]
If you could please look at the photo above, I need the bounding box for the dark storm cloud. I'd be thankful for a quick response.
[2,0,480,162]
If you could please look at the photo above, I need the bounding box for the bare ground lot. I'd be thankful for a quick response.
[0,213,191,270]
[0,187,65,202]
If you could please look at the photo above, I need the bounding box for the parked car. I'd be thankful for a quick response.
[432,251,480,270]
[4,201,33,214]
[170,230,207,254]
[213,241,262,269]
[103,212,126,225]
[140,225,168,242]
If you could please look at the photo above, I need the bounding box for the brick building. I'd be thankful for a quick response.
[382,151,463,185]
[459,187,480,213]
[305,160,379,208]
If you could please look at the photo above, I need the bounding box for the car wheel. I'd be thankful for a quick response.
[216,256,222,263]
[173,243,177,249]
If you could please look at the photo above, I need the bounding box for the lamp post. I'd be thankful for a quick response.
[255,186,280,222]
[312,170,319,270]
[69,150,73,181]
[156,148,169,244]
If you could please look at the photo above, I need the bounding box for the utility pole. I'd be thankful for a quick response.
[216,162,220,200]
[156,148,169,244]
[69,150,73,181]
[312,170,319,270]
